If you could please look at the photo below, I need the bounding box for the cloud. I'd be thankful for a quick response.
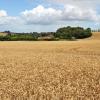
[21,5,100,25]
[21,5,62,25]
[0,10,7,17]
[0,17,18,25]
[0,10,19,25]
[0,10,23,32]
[62,5,99,22]
[46,0,100,6]
[0,4,100,32]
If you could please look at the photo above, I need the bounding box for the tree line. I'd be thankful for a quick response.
[55,26,92,40]
[0,26,92,41]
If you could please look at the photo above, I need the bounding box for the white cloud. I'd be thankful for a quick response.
[0,10,7,17]
[0,4,100,32]
[47,0,100,7]
[0,10,19,25]
[0,10,23,32]
[21,5,100,25]
[62,5,99,22]
[21,5,62,25]
[0,16,21,27]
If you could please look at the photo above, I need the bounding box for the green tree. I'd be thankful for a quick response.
[54,26,92,40]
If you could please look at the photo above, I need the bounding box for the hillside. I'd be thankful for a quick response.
[91,32,100,40]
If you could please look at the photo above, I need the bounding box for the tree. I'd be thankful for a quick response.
[54,26,92,39]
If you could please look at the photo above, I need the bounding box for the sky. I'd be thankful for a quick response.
[0,0,100,32]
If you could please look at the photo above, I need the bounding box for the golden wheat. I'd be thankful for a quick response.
[0,32,100,100]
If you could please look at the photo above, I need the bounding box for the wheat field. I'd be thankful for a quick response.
[0,32,100,100]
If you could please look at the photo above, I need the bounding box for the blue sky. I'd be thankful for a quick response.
[0,0,40,15]
[0,0,100,32]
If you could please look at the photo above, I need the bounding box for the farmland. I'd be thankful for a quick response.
[0,32,8,36]
[0,32,100,99]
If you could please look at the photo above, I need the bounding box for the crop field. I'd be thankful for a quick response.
[0,32,8,36]
[0,32,100,100]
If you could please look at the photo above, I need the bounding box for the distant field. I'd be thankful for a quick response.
[90,32,100,40]
[0,32,100,99]
[0,32,8,36]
